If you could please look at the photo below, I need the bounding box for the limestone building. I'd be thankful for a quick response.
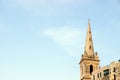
[91,61,120,80]
[79,20,120,80]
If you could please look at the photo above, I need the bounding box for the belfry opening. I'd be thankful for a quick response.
[90,65,93,74]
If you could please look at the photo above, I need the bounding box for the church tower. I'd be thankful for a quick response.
[79,20,100,80]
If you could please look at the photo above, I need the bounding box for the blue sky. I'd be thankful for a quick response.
[0,0,120,80]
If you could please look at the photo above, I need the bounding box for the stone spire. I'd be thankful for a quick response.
[84,19,94,57]
[80,20,100,80]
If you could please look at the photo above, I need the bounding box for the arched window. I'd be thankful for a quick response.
[100,72,102,77]
[114,74,116,80]
[113,67,116,72]
[89,37,91,41]
[89,45,91,49]
[89,31,91,34]
[90,65,93,74]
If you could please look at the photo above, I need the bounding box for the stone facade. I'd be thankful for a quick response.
[79,21,120,80]
[91,61,120,80]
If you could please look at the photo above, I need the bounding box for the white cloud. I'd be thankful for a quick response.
[41,26,85,57]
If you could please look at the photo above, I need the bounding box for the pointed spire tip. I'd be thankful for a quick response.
[88,18,90,24]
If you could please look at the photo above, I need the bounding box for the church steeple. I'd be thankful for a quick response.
[79,20,100,80]
[84,19,94,57]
